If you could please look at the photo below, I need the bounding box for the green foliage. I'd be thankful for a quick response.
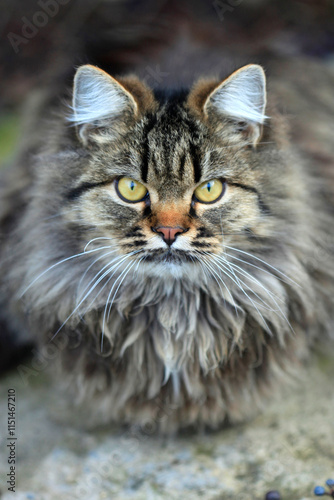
[0,113,20,168]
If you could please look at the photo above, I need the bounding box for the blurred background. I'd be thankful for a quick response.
[1,3,334,498]
[1,0,334,166]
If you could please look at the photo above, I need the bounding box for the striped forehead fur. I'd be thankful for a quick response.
[135,88,204,185]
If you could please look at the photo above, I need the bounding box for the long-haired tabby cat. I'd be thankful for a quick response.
[0,62,333,431]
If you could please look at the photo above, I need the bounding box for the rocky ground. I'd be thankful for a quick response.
[0,354,333,500]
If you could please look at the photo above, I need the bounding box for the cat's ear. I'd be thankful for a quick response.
[202,64,267,146]
[70,65,138,145]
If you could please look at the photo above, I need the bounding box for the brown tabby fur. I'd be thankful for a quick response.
[0,59,333,432]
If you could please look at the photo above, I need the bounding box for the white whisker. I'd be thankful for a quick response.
[106,260,137,322]
[80,251,141,312]
[208,256,272,332]
[213,257,276,311]
[216,254,284,306]
[224,245,301,288]
[50,251,140,341]
[76,249,118,297]
[218,256,294,332]
[134,254,147,274]
[199,254,239,315]
[101,259,137,350]
[41,207,82,221]
[76,251,123,302]
[84,237,114,253]
[223,251,293,286]
[19,244,113,298]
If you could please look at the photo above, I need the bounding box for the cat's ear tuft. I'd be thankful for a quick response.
[203,64,268,146]
[69,65,138,145]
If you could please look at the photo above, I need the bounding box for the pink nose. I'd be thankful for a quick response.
[152,226,187,246]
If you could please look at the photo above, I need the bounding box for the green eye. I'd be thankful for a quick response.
[116,177,148,202]
[194,179,225,203]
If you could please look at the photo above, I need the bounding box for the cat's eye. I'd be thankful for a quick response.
[116,177,148,203]
[194,179,225,204]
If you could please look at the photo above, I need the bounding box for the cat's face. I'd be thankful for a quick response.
[65,64,273,279]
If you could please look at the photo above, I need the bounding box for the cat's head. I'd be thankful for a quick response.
[63,63,278,280]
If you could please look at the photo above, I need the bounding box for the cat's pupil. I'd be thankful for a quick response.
[130,181,135,191]
[207,182,212,192]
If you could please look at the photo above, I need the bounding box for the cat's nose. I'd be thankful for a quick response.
[152,226,188,246]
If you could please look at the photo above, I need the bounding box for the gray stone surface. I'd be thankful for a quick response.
[0,356,333,500]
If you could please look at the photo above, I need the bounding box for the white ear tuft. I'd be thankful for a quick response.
[205,64,268,125]
[69,65,137,126]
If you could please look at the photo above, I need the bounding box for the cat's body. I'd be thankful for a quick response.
[0,57,333,431]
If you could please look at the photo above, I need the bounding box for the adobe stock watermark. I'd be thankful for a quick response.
[142,65,170,87]
[17,329,83,386]
[213,0,244,22]
[311,233,333,270]
[73,398,178,499]
[7,0,71,54]
[263,440,314,483]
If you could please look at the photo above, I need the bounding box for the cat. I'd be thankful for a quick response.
[0,61,333,432]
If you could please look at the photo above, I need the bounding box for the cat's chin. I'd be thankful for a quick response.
[143,249,194,264]
[138,249,199,279]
